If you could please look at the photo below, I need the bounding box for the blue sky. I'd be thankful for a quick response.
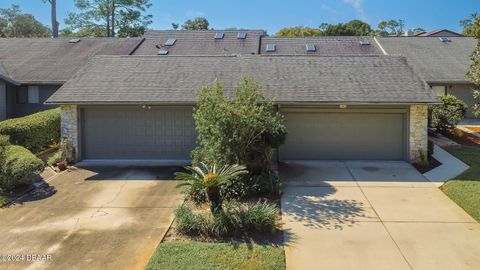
[1,0,478,35]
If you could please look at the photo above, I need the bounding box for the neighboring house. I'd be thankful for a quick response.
[414,29,463,37]
[0,38,144,121]
[133,30,265,55]
[259,36,381,55]
[46,54,437,164]
[375,36,478,117]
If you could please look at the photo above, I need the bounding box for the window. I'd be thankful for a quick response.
[432,85,446,97]
[214,32,224,39]
[237,32,247,39]
[266,44,276,52]
[16,86,39,104]
[306,44,316,52]
[165,38,176,46]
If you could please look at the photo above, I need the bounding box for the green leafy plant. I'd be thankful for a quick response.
[0,108,60,153]
[174,201,279,237]
[47,149,63,166]
[0,145,44,191]
[176,163,248,213]
[430,94,468,132]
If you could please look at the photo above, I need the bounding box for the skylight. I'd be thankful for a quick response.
[237,32,247,39]
[68,38,81,43]
[359,37,370,45]
[165,38,176,46]
[439,37,451,42]
[266,44,276,52]
[306,44,316,52]
[214,32,224,39]
[158,49,169,55]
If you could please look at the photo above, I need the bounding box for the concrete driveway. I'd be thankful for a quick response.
[281,160,480,270]
[0,166,184,270]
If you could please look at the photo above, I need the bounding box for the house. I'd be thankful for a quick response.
[374,36,478,117]
[414,29,463,37]
[46,54,437,164]
[0,38,144,121]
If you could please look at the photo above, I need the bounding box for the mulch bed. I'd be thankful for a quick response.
[465,126,480,133]
[442,128,480,146]
[412,156,442,174]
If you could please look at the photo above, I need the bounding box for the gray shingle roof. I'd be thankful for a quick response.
[133,30,264,55]
[261,36,382,55]
[0,38,143,84]
[376,36,477,83]
[46,55,438,105]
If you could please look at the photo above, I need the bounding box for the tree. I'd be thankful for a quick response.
[460,13,480,36]
[275,26,323,37]
[181,17,209,30]
[42,0,59,37]
[376,19,404,36]
[275,20,372,37]
[171,22,179,30]
[0,5,51,38]
[466,27,480,117]
[64,0,152,37]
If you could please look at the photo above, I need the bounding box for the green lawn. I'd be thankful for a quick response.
[442,145,480,222]
[144,240,285,270]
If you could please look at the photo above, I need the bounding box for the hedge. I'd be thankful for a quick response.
[0,145,44,191]
[0,108,61,153]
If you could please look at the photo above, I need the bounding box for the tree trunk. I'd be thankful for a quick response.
[51,0,58,38]
[111,0,115,37]
[106,15,110,37]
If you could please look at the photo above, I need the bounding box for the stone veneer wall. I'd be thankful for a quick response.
[409,105,428,163]
[61,105,79,161]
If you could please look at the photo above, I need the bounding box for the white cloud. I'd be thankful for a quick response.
[185,10,205,19]
[343,0,368,21]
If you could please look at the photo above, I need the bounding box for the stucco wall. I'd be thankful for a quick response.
[409,105,428,163]
[61,105,79,162]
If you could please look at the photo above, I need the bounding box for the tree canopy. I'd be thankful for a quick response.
[0,5,51,38]
[461,13,480,37]
[181,17,210,30]
[63,0,152,37]
[466,21,480,117]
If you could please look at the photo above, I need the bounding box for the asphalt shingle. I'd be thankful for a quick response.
[0,38,143,84]
[376,37,478,83]
[133,30,264,55]
[46,55,438,105]
[260,36,382,55]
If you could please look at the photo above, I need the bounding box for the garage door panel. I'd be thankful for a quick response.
[280,110,406,160]
[83,106,196,160]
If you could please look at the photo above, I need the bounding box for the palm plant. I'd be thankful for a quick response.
[176,163,248,213]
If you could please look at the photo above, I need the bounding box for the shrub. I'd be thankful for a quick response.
[174,201,279,237]
[176,163,248,213]
[0,108,61,153]
[0,145,45,191]
[430,94,467,132]
[192,77,286,175]
[47,149,63,166]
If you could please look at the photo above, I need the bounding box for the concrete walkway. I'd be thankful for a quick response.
[423,145,469,184]
[281,161,480,270]
[0,166,184,270]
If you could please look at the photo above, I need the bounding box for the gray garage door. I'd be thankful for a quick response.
[280,108,407,160]
[82,106,196,160]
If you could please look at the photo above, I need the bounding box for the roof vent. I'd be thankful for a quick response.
[439,37,451,42]
[266,44,276,52]
[214,32,224,39]
[165,38,176,46]
[158,49,169,55]
[306,44,316,52]
[237,32,247,39]
[359,37,370,45]
[68,38,81,43]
